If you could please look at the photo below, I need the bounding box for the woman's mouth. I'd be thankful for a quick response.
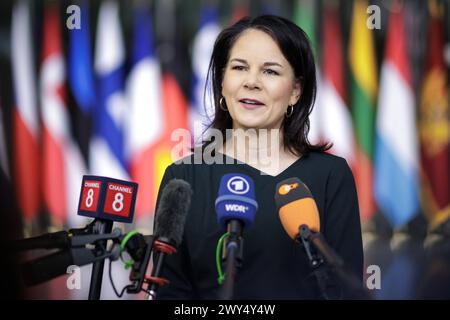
[239,98,265,110]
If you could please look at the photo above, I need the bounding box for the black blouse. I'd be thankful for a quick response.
[154,151,364,299]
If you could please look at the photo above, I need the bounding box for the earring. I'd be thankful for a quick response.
[285,104,294,118]
[219,97,228,111]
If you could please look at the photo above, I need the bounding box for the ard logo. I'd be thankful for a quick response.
[227,176,250,195]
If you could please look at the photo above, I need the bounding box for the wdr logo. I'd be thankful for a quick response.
[225,204,249,213]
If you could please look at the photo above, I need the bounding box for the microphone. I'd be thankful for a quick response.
[274,178,320,237]
[274,177,370,299]
[77,175,138,300]
[215,173,258,300]
[15,231,72,251]
[21,249,75,286]
[20,228,123,286]
[146,179,192,300]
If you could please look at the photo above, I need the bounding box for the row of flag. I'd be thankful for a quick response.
[296,0,449,231]
[8,0,192,229]
[3,0,449,234]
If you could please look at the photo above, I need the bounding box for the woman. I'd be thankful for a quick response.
[155,15,363,299]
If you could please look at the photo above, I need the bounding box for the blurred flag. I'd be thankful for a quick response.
[349,0,377,223]
[320,2,355,164]
[66,0,94,228]
[152,73,189,197]
[190,6,221,146]
[68,0,95,167]
[230,0,249,24]
[293,0,321,145]
[91,0,128,180]
[374,6,420,229]
[40,3,86,225]
[419,1,450,230]
[126,4,163,218]
[293,0,317,56]
[150,0,190,219]
[0,106,9,179]
[11,0,40,222]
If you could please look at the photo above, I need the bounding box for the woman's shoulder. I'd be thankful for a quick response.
[164,152,227,177]
[165,154,196,175]
[302,150,350,171]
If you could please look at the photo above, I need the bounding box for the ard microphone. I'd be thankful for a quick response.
[147,179,192,300]
[215,173,258,300]
[216,173,258,231]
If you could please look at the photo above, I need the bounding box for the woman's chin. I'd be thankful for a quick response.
[234,121,266,130]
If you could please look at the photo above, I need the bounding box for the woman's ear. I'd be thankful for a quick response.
[290,79,302,106]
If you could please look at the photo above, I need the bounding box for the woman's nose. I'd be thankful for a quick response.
[243,72,261,90]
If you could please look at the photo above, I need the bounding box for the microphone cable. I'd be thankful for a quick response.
[109,258,133,298]
[215,232,230,285]
[109,230,145,298]
[119,230,141,269]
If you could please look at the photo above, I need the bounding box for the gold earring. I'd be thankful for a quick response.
[286,105,294,117]
[219,97,228,111]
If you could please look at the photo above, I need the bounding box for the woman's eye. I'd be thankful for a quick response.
[264,69,279,76]
[231,65,246,71]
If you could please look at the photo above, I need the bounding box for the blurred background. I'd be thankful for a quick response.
[0,0,449,299]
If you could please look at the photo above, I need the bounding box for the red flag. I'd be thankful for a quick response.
[230,0,249,24]
[419,2,450,229]
[320,2,355,165]
[41,4,66,223]
[11,0,40,221]
[41,4,86,225]
[150,73,189,214]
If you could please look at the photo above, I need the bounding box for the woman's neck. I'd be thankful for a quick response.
[217,128,299,174]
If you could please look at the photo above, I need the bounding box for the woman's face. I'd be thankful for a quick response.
[221,28,301,131]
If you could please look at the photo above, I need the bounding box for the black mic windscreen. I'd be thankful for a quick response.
[154,179,192,247]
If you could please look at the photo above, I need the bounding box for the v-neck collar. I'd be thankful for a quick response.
[216,152,305,178]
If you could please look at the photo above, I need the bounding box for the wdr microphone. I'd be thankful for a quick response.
[215,173,258,230]
[215,173,258,300]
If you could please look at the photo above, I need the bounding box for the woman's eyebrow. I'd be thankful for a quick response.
[263,62,283,68]
[229,58,284,68]
[229,58,248,64]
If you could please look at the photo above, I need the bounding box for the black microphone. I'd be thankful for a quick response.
[21,250,74,286]
[20,228,123,286]
[146,179,192,300]
[15,231,71,251]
